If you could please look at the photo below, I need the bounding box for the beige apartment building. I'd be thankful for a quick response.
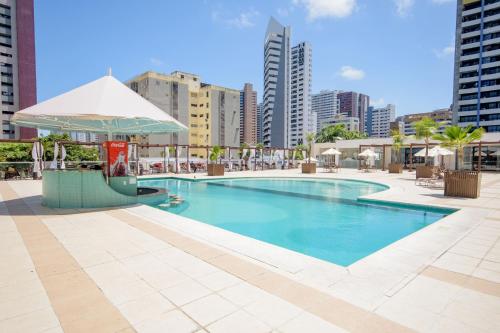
[127,71,240,158]
[240,83,257,145]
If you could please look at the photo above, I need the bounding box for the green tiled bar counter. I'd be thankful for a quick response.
[42,170,138,208]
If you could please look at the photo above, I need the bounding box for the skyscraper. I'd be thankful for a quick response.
[256,102,263,144]
[263,17,290,147]
[240,83,257,145]
[452,0,500,132]
[312,90,340,131]
[1,0,37,139]
[290,41,313,146]
[336,91,370,133]
[358,93,370,133]
[366,104,396,138]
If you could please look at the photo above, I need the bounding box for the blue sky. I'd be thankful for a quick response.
[35,0,456,116]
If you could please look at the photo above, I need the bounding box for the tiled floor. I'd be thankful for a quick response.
[0,168,499,332]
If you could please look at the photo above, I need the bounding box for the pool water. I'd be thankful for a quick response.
[139,178,455,266]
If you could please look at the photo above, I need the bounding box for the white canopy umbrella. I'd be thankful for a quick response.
[321,148,341,156]
[322,148,341,166]
[415,146,454,157]
[11,74,187,136]
[358,149,377,158]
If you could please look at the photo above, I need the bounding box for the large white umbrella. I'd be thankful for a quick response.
[11,74,187,136]
[415,146,454,157]
[358,149,377,157]
[321,148,341,155]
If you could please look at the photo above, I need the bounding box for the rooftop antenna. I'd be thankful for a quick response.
[107,67,112,76]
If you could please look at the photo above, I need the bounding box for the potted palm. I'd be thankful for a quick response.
[240,142,250,170]
[207,145,224,176]
[433,125,484,198]
[413,117,440,178]
[389,129,405,173]
[302,132,316,174]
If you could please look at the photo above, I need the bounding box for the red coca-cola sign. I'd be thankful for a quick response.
[104,141,128,177]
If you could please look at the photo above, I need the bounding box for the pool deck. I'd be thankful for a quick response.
[1,168,500,333]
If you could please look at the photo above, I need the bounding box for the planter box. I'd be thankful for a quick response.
[302,163,316,174]
[444,170,481,198]
[388,163,403,174]
[207,164,224,176]
[416,165,434,179]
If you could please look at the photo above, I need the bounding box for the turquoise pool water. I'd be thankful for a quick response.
[139,178,455,266]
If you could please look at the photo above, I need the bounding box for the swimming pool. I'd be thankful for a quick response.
[139,177,455,266]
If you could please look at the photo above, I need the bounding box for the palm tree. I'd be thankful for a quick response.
[390,129,406,164]
[413,117,440,165]
[305,132,316,163]
[209,145,222,164]
[255,143,264,158]
[433,125,484,170]
[316,124,346,143]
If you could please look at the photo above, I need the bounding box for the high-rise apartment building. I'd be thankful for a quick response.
[358,93,370,133]
[366,104,396,138]
[289,41,313,146]
[263,17,291,147]
[453,0,500,132]
[396,108,452,136]
[337,91,370,133]
[127,71,240,158]
[240,83,257,145]
[312,90,339,132]
[1,0,37,139]
[256,102,263,144]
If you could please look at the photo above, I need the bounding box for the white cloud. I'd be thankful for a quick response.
[150,57,164,66]
[370,98,386,108]
[212,9,259,29]
[294,0,357,20]
[433,43,455,58]
[394,0,414,17]
[339,65,365,80]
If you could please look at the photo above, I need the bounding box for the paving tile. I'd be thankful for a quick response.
[278,312,347,333]
[206,310,271,333]
[182,294,238,326]
[196,270,242,291]
[244,294,303,328]
[134,310,199,333]
[432,253,481,275]
[101,278,156,306]
[118,292,175,325]
[218,282,271,307]
[177,259,220,278]
[160,279,212,306]
[0,291,52,321]
[0,308,60,333]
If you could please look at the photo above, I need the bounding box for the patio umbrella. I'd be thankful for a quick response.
[358,149,377,157]
[414,146,453,157]
[321,148,341,156]
[10,74,187,137]
[359,149,377,167]
[60,145,66,169]
[322,148,341,166]
[50,142,59,169]
[31,142,43,176]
